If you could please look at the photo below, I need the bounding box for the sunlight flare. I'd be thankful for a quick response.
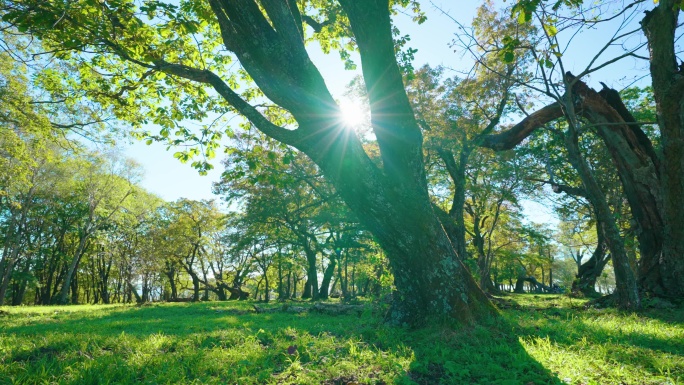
[338,98,367,129]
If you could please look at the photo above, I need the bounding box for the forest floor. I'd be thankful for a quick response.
[0,294,682,385]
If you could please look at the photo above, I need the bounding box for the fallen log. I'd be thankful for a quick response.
[253,304,307,314]
[311,303,365,316]
[252,303,367,316]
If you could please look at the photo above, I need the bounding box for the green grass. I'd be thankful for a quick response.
[0,295,682,384]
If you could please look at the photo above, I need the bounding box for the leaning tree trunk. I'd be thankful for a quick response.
[438,146,471,262]
[289,0,493,324]
[567,77,665,297]
[58,233,89,304]
[128,281,143,304]
[562,114,640,309]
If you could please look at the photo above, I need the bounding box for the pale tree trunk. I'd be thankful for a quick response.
[0,187,35,305]
[58,231,90,304]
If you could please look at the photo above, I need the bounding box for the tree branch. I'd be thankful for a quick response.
[153,60,299,146]
[480,102,564,151]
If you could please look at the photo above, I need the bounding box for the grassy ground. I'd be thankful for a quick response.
[0,294,682,385]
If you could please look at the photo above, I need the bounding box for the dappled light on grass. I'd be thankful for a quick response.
[1,296,682,384]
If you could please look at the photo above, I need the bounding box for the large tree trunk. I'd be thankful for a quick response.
[567,78,665,297]
[302,246,318,301]
[318,258,336,300]
[301,278,312,300]
[226,0,494,325]
[164,266,178,300]
[641,3,684,298]
[189,272,201,302]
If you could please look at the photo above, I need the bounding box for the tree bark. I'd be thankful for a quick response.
[318,258,336,300]
[175,0,495,324]
[301,278,312,300]
[438,148,470,261]
[641,3,684,298]
[572,242,610,296]
[58,233,89,304]
[562,113,640,309]
[301,245,318,301]
[188,271,201,302]
[165,267,178,301]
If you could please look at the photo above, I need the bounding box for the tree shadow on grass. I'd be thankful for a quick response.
[504,294,684,383]
[1,301,563,385]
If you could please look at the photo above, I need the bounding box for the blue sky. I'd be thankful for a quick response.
[122,1,653,225]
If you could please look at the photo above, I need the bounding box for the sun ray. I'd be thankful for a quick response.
[339,98,366,129]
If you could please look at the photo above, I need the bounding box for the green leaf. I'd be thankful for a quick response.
[544,24,558,37]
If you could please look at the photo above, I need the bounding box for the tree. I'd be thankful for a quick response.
[442,1,674,307]
[2,0,498,324]
[479,0,683,301]
[54,153,137,304]
[638,0,684,298]
[160,199,223,301]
